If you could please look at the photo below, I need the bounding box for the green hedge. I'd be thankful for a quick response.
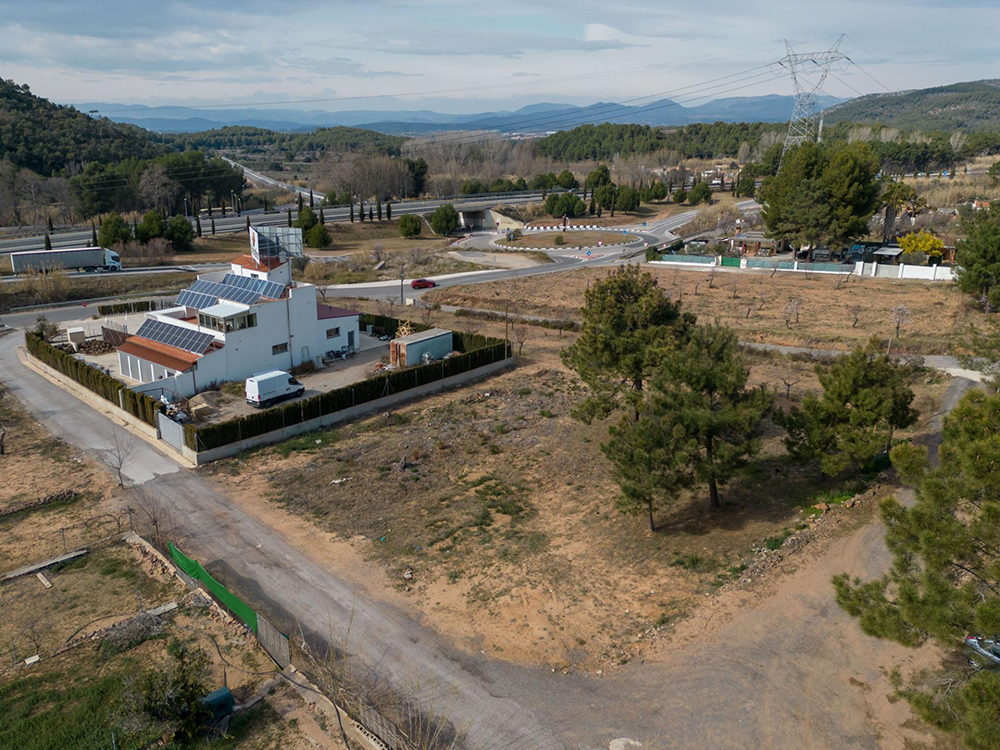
[97,300,158,316]
[185,319,511,452]
[25,332,164,427]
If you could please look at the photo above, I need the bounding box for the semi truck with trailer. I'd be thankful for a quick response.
[10,247,123,274]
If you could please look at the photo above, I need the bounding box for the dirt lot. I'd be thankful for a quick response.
[496,230,636,249]
[202,303,948,671]
[0,536,337,749]
[427,265,975,354]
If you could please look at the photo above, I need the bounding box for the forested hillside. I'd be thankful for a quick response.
[824,80,1000,131]
[161,125,407,157]
[0,79,162,174]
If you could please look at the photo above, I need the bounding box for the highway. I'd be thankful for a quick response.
[0,159,557,255]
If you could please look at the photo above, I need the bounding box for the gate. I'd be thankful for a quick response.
[257,615,290,668]
[157,411,185,451]
[721,256,741,267]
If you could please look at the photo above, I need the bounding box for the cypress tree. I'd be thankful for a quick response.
[377,200,382,221]
[46,215,53,232]
[589,198,596,215]
[196,215,202,237]
[386,203,392,221]
[309,189,314,208]
[91,222,98,247]
[221,199,227,218]
[368,207,373,222]
[211,217,216,235]
[246,216,250,232]
[359,200,365,222]
[132,217,138,238]
[263,196,269,212]
[287,208,292,227]
[44,232,52,250]
[350,204,355,223]
[297,193,304,211]
[319,208,325,224]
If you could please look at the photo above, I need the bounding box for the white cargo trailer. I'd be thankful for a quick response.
[10,247,122,274]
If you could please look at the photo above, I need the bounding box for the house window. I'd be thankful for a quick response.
[272,342,289,355]
[326,327,341,339]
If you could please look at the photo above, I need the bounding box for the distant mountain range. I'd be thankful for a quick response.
[77,94,845,135]
[824,80,1000,131]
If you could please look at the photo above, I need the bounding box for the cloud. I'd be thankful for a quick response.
[512,72,541,77]
[345,28,642,58]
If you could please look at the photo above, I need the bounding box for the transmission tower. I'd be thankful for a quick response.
[777,35,847,158]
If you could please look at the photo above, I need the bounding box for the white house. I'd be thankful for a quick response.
[117,239,359,399]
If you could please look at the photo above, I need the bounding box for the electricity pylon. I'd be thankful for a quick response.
[777,35,847,158]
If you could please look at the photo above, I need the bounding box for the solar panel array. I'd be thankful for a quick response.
[135,319,217,353]
[188,279,262,306]
[221,273,285,300]
[175,290,219,309]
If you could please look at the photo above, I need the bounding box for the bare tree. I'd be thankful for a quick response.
[511,321,530,356]
[370,243,385,265]
[849,305,863,328]
[891,305,910,340]
[102,427,136,488]
[783,298,801,329]
[138,164,182,214]
[779,367,803,398]
[128,489,171,548]
[458,315,482,337]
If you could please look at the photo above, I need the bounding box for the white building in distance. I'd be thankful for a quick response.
[117,229,359,398]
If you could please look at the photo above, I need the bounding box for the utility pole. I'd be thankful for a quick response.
[399,265,405,306]
[776,36,847,159]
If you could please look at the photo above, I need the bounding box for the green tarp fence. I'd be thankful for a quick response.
[169,542,258,633]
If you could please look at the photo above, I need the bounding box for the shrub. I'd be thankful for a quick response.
[398,214,422,238]
[430,204,459,235]
[305,223,330,248]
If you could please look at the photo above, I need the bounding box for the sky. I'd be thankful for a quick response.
[0,0,996,114]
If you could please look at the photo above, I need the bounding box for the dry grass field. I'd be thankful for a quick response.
[203,301,948,671]
[428,264,975,354]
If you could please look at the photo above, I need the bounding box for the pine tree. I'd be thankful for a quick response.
[386,203,392,221]
[359,200,365,222]
[221,199,227,218]
[834,389,1000,747]
[561,265,693,423]
[44,232,52,250]
[195,215,202,238]
[589,198,596,215]
[778,337,918,475]
[650,323,773,509]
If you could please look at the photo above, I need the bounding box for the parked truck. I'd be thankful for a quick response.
[9,246,122,274]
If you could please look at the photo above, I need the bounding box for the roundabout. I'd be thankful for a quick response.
[491,229,642,252]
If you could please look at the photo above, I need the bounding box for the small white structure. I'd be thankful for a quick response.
[117,229,359,397]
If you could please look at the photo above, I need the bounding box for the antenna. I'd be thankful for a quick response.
[777,35,847,158]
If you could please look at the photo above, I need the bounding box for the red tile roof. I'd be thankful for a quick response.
[232,254,286,272]
[118,336,205,372]
[317,302,359,319]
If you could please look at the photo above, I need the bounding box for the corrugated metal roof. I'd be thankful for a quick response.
[200,300,250,318]
[396,328,452,345]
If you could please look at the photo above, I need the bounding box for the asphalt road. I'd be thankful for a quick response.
[0,320,979,749]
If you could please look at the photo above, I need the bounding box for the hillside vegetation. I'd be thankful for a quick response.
[162,125,407,157]
[0,79,161,174]
[825,80,1000,131]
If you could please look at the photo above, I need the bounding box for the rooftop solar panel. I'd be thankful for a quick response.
[135,319,216,354]
[175,290,219,309]
[221,273,286,300]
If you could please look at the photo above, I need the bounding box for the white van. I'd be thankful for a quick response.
[245,370,305,408]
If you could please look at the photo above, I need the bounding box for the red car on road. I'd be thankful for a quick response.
[410,278,436,289]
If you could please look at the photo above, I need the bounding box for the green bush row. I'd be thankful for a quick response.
[185,319,511,452]
[96,300,158,316]
[25,332,163,426]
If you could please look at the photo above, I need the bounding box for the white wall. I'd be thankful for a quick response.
[316,315,361,357]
